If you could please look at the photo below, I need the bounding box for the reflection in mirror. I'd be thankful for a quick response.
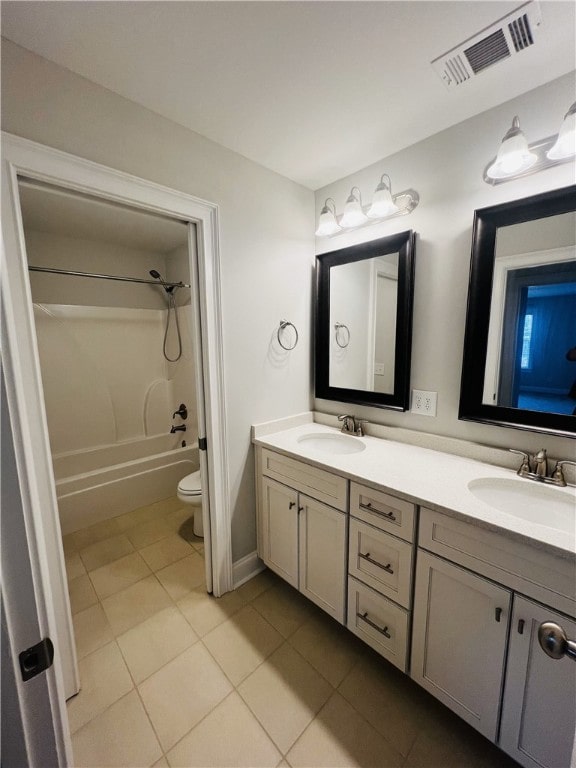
[459,185,576,437]
[484,212,576,415]
[316,231,415,411]
[329,253,398,393]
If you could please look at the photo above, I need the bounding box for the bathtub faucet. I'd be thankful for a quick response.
[173,403,188,420]
[170,424,187,433]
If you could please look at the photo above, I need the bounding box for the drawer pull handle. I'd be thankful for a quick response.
[298,506,304,513]
[357,611,391,638]
[495,607,503,623]
[360,502,397,522]
[359,552,394,574]
[289,502,296,509]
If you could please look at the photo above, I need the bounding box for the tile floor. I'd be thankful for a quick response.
[63,496,520,767]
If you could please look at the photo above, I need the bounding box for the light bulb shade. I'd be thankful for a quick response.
[486,117,537,179]
[315,200,341,237]
[341,188,367,228]
[367,182,399,219]
[547,102,576,160]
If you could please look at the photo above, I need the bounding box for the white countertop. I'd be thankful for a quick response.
[253,423,576,559]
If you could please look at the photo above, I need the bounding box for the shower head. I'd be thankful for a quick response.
[149,269,174,293]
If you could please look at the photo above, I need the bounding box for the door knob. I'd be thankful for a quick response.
[538,622,576,661]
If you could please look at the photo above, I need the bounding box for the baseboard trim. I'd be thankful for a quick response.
[232,550,265,588]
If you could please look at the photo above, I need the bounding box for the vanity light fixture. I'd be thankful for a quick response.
[486,116,537,180]
[547,102,576,160]
[315,176,419,237]
[341,187,368,228]
[315,198,341,237]
[367,174,400,219]
[484,103,576,185]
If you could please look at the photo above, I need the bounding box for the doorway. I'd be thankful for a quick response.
[499,261,576,413]
[1,134,232,724]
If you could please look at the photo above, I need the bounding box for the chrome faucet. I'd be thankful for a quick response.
[338,414,365,437]
[551,460,576,487]
[510,449,575,486]
[533,449,548,478]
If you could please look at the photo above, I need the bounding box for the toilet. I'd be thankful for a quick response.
[177,470,204,538]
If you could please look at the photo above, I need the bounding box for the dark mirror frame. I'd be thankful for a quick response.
[315,230,416,410]
[459,185,576,439]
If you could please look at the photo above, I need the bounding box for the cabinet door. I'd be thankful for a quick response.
[259,477,298,588]
[411,550,512,740]
[499,596,576,768]
[299,494,346,622]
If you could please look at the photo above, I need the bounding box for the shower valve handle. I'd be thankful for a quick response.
[173,404,188,420]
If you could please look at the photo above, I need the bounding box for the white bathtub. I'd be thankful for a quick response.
[54,435,198,534]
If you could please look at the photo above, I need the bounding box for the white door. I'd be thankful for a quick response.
[411,550,512,740]
[299,494,346,622]
[260,477,299,588]
[1,364,71,765]
[499,596,576,768]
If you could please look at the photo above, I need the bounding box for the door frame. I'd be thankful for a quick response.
[1,131,233,713]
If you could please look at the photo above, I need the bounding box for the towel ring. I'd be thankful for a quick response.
[335,323,350,348]
[277,320,298,351]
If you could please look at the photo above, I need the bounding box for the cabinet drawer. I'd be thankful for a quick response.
[350,482,415,542]
[347,576,410,672]
[348,519,413,609]
[419,507,576,618]
[261,449,347,511]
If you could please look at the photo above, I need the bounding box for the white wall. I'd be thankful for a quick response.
[496,211,576,256]
[329,259,371,389]
[315,72,576,459]
[1,39,315,562]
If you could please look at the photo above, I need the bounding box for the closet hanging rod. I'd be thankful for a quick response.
[27,265,190,289]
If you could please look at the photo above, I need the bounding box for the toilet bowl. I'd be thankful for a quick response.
[177,470,204,538]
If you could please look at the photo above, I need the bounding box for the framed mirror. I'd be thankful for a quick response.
[315,230,415,410]
[459,185,576,438]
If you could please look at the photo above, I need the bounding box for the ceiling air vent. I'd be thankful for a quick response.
[431,1,541,89]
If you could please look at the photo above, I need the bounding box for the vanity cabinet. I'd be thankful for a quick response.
[411,550,511,740]
[257,450,347,622]
[259,476,299,588]
[346,481,416,672]
[499,597,576,768]
[413,507,576,768]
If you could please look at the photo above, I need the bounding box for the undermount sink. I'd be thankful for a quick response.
[468,477,576,535]
[296,432,366,455]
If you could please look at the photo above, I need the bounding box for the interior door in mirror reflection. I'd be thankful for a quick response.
[459,185,576,437]
[485,217,576,415]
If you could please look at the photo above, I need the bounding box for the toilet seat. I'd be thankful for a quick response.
[178,470,202,497]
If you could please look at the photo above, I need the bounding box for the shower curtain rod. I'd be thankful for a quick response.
[28,265,190,289]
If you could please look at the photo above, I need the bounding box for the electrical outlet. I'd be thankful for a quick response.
[411,389,437,416]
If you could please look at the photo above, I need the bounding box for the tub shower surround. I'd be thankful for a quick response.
[55,436,197,534]
[33,303,198,531]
